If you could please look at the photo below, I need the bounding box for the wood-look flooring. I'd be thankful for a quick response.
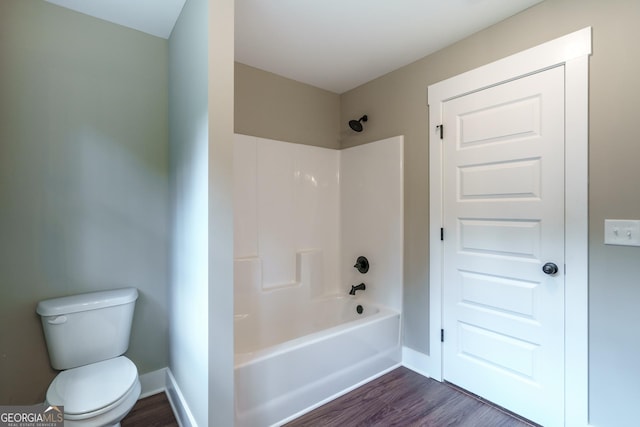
[122,392,179,427]
[285,367,537,427]
[123,367,538,426]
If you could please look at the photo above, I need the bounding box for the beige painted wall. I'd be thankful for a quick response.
[340,0,640,424]
[235,62,341,149]
[0,1,170,404]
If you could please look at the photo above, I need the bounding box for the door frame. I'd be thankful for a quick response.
[427,28,591,426]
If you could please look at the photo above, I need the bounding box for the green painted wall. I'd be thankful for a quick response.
[0,0,169,404]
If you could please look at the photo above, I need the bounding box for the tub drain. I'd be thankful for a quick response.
[356,305,364,315]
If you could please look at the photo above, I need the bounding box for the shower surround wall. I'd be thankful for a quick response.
[233,134,403,309]
[233,134,341,297]
[340,139,404,311]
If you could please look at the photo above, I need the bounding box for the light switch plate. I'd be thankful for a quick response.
[604,219,640,246]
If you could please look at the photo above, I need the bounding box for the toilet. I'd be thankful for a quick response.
[36,288,141,427]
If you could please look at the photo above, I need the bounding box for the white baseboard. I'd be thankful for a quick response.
[135,367,196,427]
[139,367,169,398]
[401,346,432,379]
[165,368,198,427]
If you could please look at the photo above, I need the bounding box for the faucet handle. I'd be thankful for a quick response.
[354,256,369,274]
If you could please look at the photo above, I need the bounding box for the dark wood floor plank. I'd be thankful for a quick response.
[372,368,437,405]
[122,392,178,427]
[461,404,527,427]
[287,389,393,427]
[383,379,462,423]
[285,367,535,427]
[417,390,485,426]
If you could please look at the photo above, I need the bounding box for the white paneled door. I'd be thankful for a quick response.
[442,66,565,426]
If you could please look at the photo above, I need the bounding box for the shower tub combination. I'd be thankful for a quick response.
[234,294,401,427]
[233,134,404,426]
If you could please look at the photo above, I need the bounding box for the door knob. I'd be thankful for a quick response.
[542,262,559,275]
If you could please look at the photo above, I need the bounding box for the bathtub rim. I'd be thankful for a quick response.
[234,301,400,368]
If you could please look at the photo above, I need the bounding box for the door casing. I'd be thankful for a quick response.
[428,28,591,426]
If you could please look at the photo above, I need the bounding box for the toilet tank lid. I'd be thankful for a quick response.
[37,288,138,317]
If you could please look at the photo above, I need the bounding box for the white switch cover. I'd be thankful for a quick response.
[604,219,640,246]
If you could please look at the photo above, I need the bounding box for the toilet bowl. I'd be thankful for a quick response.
[37,288,141,427]
[46,357,141,427]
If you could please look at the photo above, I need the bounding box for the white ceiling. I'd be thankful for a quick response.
[47,0,543,94]
[45,0,186,39]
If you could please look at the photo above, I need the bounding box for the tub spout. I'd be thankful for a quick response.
[349,283,366,295]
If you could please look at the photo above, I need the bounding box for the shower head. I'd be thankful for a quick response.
[348,115,368,132]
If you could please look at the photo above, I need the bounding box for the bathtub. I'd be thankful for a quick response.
[234,295,401,427]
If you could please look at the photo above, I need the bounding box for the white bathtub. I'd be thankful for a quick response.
[234,295,401,427]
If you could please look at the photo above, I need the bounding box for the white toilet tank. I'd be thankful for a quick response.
[37,288,138,370]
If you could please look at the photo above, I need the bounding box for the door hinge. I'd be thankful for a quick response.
[436,124,444,140]
[441,329,444,342]
[440,227,444,241]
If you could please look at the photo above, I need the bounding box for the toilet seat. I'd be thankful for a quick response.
[47,356,138,418]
